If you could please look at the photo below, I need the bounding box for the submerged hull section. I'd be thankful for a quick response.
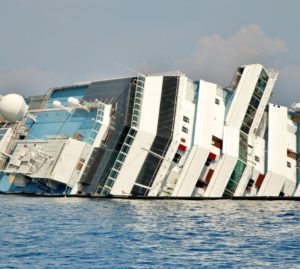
[0,64,299,197]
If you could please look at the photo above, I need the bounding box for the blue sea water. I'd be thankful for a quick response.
[0,196,300,269]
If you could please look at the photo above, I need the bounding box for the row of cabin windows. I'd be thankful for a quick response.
[246,158,292,171]
[254,154,295,167]
[174,116,190,164]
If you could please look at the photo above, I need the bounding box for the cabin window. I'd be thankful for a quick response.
[254,156,260,162]
[173,153,182,164]
[247,179,255,188]
[255,174,265,188]
[183,116,189,123]
[76,158,85,171]
[195,180,207,189]
[287,149,299,160]
[102,131,110,143]
[212,136,223,149]
[182,127,188,134]
[215,98,220,105]
[76,163,84,171]
[287,161,291,168]
[205,157,212,166]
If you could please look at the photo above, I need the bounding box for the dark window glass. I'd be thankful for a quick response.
[205,158,212,166]
[183,116,189,123]
[131,185,148,196]
[173,153,182,164]
[247,179,255,188]
[241,123,250,134]
[182,127,188,133]
[250,96,260,109]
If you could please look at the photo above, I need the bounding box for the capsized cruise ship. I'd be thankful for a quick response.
[0,64,300,197]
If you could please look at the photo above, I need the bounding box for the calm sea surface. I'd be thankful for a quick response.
[0,196,300,269]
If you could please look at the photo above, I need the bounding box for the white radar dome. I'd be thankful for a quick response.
[53,100,62,108]
[67,97,80,106]
[0,94,28,122]
[291,103,300,112]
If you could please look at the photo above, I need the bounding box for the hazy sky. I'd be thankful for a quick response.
[0,0,299,106]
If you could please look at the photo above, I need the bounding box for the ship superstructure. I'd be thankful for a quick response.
[0,64,299,197]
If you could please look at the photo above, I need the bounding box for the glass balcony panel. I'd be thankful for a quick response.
[110,170,118,179]
[253,89,263,100]
[125,136,134,145]
[106,179,115,188]
[133,109,140,116]
[129,129,137,136]
[135,92,143,99]
[241,123,250,134]
[260,69,269,81]
[114,161,123,171]
[235,160,246,172]
[121,145,130,154]
[250,96,260,109]
[118,153,126,162]
[243,114,254,127]
[101,188,110,195]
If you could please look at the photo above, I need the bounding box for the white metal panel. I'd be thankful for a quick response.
[295,184,300,196]
[0,128,13,153]
[181,98,196,148]
[110,131,156,195]
[222,126,240,156]
[225,64,261,129]
[51,138,86,185]
[249,71,277,135]
[204,126,239,197]
[172,80,217,196]
[213,95,226,140]
[139,76,163,134]
[234,165,253,196]
[258,105,296,196]
[93,104,112,147]
[110,76,163,195]
[148,76,187,196]
[267,105,288,176]
[204,154,238,197]
[172,146,210,196]
[194,80,217,147]
[258,174,285,196]
[252,136,266,174]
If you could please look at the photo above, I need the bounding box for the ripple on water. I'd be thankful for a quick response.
[0,197,300,268]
